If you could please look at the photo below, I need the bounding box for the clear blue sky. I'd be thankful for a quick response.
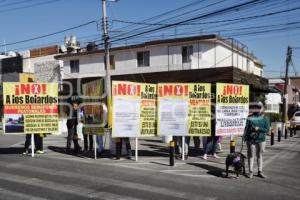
[0,0,299,77]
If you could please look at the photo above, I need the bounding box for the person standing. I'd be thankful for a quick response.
[66,102,82,154]
[35,134,44,154]
[202,136,220,160]
[116,138,132,160]
[176,136,190,159]
[23,134,44,154]
[244,103,270,179]
[83,115,94,152]
[97,104,107,157]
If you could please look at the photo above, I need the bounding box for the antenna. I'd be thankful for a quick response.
[3,39,6,54]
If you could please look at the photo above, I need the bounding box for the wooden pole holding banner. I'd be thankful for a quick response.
[94,135,97,160]
[31,134,35,157]
[182,136,185,161]
[135,137,138,161]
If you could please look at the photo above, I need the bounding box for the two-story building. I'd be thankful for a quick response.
[55,34,268,101]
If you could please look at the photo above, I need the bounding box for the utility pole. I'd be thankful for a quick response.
[282,46,292,133]
[102,0,111,124]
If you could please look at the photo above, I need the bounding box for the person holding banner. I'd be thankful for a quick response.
[116,138,132,160]
[176,136,190,159]
[96,104,107,157]
[243,103,270,179]
[83,115,94,152]
[66,102,82,154]
[202,136,220,160]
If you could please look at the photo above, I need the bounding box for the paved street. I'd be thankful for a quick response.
[0,132,299,200]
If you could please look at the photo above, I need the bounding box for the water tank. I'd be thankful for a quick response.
[70,35,77,46]
[64,36,70,46]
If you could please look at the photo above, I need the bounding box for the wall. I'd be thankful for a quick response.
[63,54,106,79]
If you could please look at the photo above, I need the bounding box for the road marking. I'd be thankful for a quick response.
[0,162,201,200]
[0,187,49,200]
[0,172,141,200]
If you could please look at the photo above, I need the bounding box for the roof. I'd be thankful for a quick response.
[55,34,261,65]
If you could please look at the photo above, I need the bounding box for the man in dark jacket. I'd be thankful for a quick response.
[66,102,82,154]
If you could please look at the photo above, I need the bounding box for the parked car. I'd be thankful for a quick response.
[291,111,300,129]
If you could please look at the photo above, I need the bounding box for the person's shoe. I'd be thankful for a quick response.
[213,154,220,158]
[22,151,28,155]
[36,150,44,154]
[258,171,266,178]
[247,172,253,179]
[202,154,208,160]
[175,154,182,159]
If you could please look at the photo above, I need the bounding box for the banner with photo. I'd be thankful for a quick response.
[82,79,105,135]
[157,83,211,136]
[3,82,59,134]
[215,83,249,136]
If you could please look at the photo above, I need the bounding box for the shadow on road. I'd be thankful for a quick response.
[188,162,225,178]
[0,147,24,154]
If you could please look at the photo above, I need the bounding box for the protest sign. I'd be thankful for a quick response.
[3,82,59,134]
[188,83,211,136]
[215,83,249,136]
[157,83,211,136]
[157,83,189,136]
[112,81,157,138]
[140,83,157,137]
[112,81,141,138]
[81,79,105,135]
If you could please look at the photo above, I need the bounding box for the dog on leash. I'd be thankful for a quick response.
[225,152,246,178]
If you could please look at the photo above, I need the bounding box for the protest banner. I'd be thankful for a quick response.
[215,83,249,136]
[112,81,157,138]
[157,83,211,136]
[188,83,211,136]
[112,81,141,138]
[3,82,59,134]
[81,79,105,135]
[157,83,189,136]
[140,83,157,137]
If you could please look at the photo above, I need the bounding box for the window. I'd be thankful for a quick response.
[137,51,150,67]
[104,55,115,70]
[110,55,115,69]
[182,45,193,63]
[70,60,79,73]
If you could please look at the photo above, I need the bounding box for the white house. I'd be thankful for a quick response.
[56,35,264,81]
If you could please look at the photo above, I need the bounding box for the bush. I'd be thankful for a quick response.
[264,113,282,122]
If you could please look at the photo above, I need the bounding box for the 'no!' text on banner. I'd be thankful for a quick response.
[215,83,249,136]
[157,83,211,136]
[3,82,59,135]
[111,81,157,138]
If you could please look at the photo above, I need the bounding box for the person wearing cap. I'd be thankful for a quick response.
[243,102,270,179]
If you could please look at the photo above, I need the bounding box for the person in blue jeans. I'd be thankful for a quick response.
[202,136,220,160]
[97,104,107,156]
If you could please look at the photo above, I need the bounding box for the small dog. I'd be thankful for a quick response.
[225,152,246,178]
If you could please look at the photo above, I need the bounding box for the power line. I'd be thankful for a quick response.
[0,0,62,13]
[0,20,97,47]
[101,0,270,45]
[0,0,34,8]
[112,6,300,27]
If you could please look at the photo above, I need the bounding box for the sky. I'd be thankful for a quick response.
[0,0,299,77]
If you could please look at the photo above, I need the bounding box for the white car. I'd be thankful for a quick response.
[291,111,300,129]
